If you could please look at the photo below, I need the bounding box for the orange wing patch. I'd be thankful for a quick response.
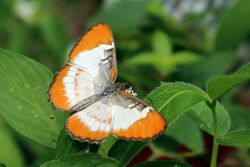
[110,67,117,81]
[70,23,114,62]
[66,114,109,143]
[49,65,71,111]
[112,110,167,140]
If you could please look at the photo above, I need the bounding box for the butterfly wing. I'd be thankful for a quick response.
[65,98,113,143]
[49,23,117,110]
[65,91,166,143]
[111,91,167,140]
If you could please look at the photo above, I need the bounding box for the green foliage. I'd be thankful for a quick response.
[131,160,192,167]
[215,0,250,50]
[40,154,118,167]
[147,82,211,125]
[207,63,250,100]
[108,141,146,167]
[152,30,172,55]
[167,115,204,154]
[217,129,250,147]
[54,130,89,159]
[189,102,231,136]
[88,0,149,36]
[0,49,65,148]
[179,51,236,86]
[0,123,24,167]
[40,13,69,65]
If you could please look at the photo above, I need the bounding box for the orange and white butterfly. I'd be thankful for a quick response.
[48,23,167,143]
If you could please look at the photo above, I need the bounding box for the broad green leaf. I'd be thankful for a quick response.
[179,51,235,86]
[54,129,89,159]
[98,136,117,157]
[167,114,204,153]
[88,0,149,36]
[188,101,231,136]
[41,153,118,167]
[108,140,146,167]
[131,160,192,167]
[206,63,250,100]
[227,104,250,131]
[0,124,24,167]
[0,49,65,148]
[215,0,250,50]
[147,82,211,126]
[152,30,172,55]
[217,129,250,147]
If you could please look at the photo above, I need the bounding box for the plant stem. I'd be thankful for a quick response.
[209,100,219,167]
[210,138,219,167]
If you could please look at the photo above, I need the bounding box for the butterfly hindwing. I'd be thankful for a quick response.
[66,99,112,143]
[111,91,167,140]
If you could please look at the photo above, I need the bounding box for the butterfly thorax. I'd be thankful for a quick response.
[103,82,134,96]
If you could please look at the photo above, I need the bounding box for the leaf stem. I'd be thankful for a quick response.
[209,100,219,167]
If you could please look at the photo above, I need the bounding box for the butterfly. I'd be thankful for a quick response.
[48,23,167,143]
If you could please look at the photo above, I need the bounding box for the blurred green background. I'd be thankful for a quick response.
[1,0,250,166]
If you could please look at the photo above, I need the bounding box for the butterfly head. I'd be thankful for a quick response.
[116,82,137,96]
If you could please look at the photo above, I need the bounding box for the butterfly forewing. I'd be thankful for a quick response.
[48,23,117,111]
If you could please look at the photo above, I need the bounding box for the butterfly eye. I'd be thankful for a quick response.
[124,82,131,89]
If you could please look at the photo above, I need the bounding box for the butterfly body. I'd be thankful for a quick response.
[49,23,167,143]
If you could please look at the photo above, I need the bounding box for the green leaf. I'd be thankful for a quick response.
[152,30,172,55]
[54,129,89,159]
[147,82,211,127]
[40,13,68,65]
[0,123,24,167]
[98,136,117,157]
[179,51,235,86]
[0,48,65,148]
[227,104,250,131]
[167,114,204,153]
[131,160,192,167]
[41,153,118,167]
[206,63,250,100]
[188,101,231,136]
[88,0,149,36]
[215,0,250,50]
[108,140,146,167]
[217,129,250,147]
[125,51,199,76]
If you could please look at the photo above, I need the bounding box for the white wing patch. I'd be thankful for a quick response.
[110,93,152,130]
[72,43,115,80]
[111,104,151,130]
[75,100,112,132]
[63,65,102,107]
[66,98,113,142]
